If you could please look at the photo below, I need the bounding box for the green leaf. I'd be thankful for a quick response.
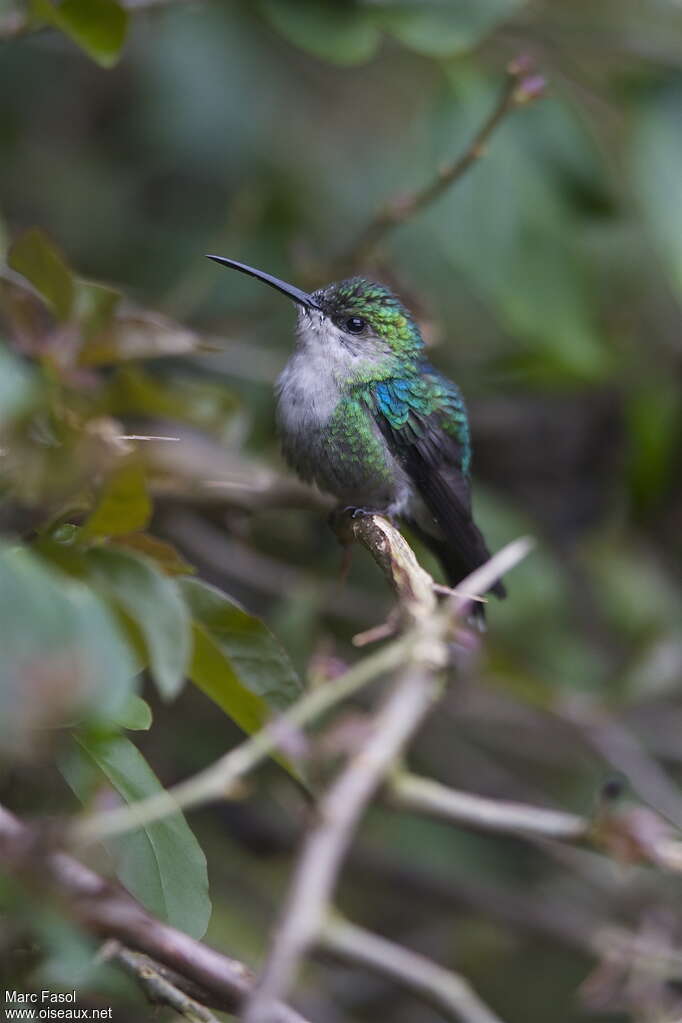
[257,0,523,64]
[182,577,302,738]
[382,0,525,57]
[632,88,682,299]
[113,694,153,731]
[8,228,74,322]
[60,733,211,938]
[74,278,122,339]
[34,0,129,68]
[0,545,137,757]
[86,547,191,700]
[419,74,609,381]
[0,343,37,426]
[106,367,239,441]
[627,380,682,513]
[82,461,152,540]
[257,0,379,65]
[112,533,196,577]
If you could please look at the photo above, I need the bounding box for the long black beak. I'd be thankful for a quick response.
[206,255,321,310]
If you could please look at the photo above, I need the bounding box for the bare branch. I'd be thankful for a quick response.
[72,630,414,845]
[242,664,444,1023]
[73,528,532,846]
[340,60,546,269]
[387,771,682,874]
[444,536,534,618]
[333,511,437,625]
[0,804,309,1023]
[388,771,588,841]
[564,707,682,832]
[319,915,505,1023]
[110,946,221,1023]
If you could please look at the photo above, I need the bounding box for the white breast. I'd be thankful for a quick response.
[275,309,360,439]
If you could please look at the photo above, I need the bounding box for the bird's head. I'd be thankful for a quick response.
[207,257,424,362]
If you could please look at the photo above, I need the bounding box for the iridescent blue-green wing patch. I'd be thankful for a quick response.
[371,367,506,598]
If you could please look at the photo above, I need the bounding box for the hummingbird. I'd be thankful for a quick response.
[208,257,506,610]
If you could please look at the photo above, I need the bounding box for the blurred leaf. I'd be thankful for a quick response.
[182,577,302,742]
[183,578,302,711]
[112,533,196,576]
[632,88,682,298]
[0,545,137,757]
[32,530,89,578]
[591,542,682,635]
[420,75,609,381]
[31,0,129,68]
[627,380,681,512]
[0,875,124,992]
[74,278,122,339]
[0,274,52,347]
[383,0,524,57]
[23,903,99,989]
[0,343,37,425]
[257,0,379,65]
[60,733,211,937]
[82,460,152,539]
[114,694,153,731]
[79,312,201,366]
[257,0,523,63]
[86,547,191,700]
[8,228,74,322]
[106,367,240,441]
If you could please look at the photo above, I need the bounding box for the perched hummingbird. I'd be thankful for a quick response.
[208,257,506,608]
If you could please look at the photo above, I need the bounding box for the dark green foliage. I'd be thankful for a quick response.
[60,732,211,937]
[29,0,129,67]
[1,1,682,1019]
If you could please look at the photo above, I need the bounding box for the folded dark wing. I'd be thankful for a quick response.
[371,371,506,598]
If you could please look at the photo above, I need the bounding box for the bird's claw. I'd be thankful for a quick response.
[343,506,373,520]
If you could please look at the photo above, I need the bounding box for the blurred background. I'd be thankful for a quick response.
[2,1,682,1020]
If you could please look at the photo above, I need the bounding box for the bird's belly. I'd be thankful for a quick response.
[276,382,410,511]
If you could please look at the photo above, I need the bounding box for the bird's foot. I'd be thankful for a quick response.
[343,505,374,520]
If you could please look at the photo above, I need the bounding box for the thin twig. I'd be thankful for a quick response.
[340,60,546,269]
[112,946,220,1023]
[73,628,414,844]
[388,771,588,841]
[242,664,444,1023]
[0,805,309,1023]
[319,914,505,1023]
[387,771,682,872]
[72,529,532,846]
[565,707,682,832]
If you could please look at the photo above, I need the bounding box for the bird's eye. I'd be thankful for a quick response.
[345,316,366,334]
